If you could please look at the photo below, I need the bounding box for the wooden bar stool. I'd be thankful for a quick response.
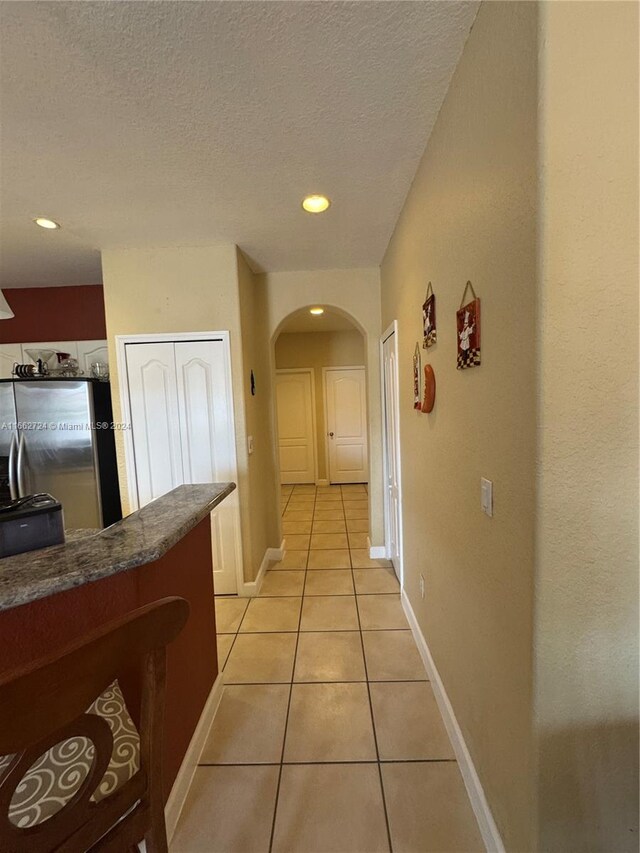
[0,596,189,853]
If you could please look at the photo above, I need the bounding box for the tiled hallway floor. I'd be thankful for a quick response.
[171,484,484,853]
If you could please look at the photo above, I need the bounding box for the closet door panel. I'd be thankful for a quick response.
[125,342,184,507]
[175,340,240,595]
[174,340,236,483]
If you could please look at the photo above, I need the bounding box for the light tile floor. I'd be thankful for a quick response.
[171,484,484,853]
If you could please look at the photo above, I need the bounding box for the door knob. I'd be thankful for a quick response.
[329,432,334,437]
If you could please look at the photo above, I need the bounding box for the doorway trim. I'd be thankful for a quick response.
[380,321,404,588]
[115,329,245,596]
[275,367,318,485]
[322,365,367,485]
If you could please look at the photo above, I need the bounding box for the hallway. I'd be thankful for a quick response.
[171,484,484,852]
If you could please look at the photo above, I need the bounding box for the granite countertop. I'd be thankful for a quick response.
[0,483,235,613]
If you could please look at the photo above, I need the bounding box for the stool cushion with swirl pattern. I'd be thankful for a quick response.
[0,680,140,829]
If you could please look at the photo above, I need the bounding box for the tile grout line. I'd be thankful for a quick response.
[351,534,395,853]
[200,758,458,767]
[280,487,294,523]
[267,485,316,853]
[231,627,417,635]
[223,678,427,686]
[213,595,250,675]
[219,631,237,672]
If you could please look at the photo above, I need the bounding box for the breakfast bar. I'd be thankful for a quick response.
[0,483,234,800]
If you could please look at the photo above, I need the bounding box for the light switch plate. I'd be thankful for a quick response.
[248,435,254,455]
[481,477,493,517]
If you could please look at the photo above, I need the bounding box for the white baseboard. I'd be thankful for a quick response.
[401,590,504,853]
[270,540,285,561]
[315,479,329,486]
[369,545,387,559]
[240,543,284,597]
[165,672,224,842]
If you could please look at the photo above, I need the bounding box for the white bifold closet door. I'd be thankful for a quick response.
[125,339,241,594]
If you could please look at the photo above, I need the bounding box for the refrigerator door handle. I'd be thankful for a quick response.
[8,434,18,500]
[16,432,27,497]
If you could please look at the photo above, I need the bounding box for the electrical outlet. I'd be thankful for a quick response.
[419,574,425,599]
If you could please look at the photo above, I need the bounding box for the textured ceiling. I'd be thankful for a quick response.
[0,1,478,287]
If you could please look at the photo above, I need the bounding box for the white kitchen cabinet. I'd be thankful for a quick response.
[123,336,242,595]
[0,345,22,379]
[20,340,109,376]
[77,340,110,374]
[3,339,109,380]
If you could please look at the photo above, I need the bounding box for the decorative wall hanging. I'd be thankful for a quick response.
[422,282,437,348]
[456,281,481,370]
[422,364,436,413]
[413,343,422,410]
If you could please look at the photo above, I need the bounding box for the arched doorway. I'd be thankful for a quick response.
[273,307,368,488]
[271,305,372,553]
[263,277,385,561]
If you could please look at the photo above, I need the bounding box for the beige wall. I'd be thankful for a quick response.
[101,244,278,584]
[534,3,639,850]
[259,267,384,545]
[380,3,538,850]
[275,330,366,480]
[237,249,281,577]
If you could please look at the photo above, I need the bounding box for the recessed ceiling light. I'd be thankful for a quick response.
[310,307,324,315]
[33,217,61,230]
[302,195,330,214]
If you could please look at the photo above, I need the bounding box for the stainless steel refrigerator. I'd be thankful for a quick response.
[0,379,121,529]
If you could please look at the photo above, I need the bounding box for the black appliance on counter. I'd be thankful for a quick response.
[0,493,65,558]
[0,378,121,529]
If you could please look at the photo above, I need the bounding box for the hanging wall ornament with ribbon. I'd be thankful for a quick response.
[456,280,481,370]
[422,282,437,348]
[413,343,422,410]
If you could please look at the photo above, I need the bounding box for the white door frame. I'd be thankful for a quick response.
[322,365,367,485]
[380,322,404,588]
[115,330,244,594]
[275,367,318,484]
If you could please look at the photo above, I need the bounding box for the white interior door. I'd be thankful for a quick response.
[382,329,402,580]
[175,340,241,595]
[125,337,242,595]
[125,342,184,506]
[324,367,368,484]
[275,370,316,484]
